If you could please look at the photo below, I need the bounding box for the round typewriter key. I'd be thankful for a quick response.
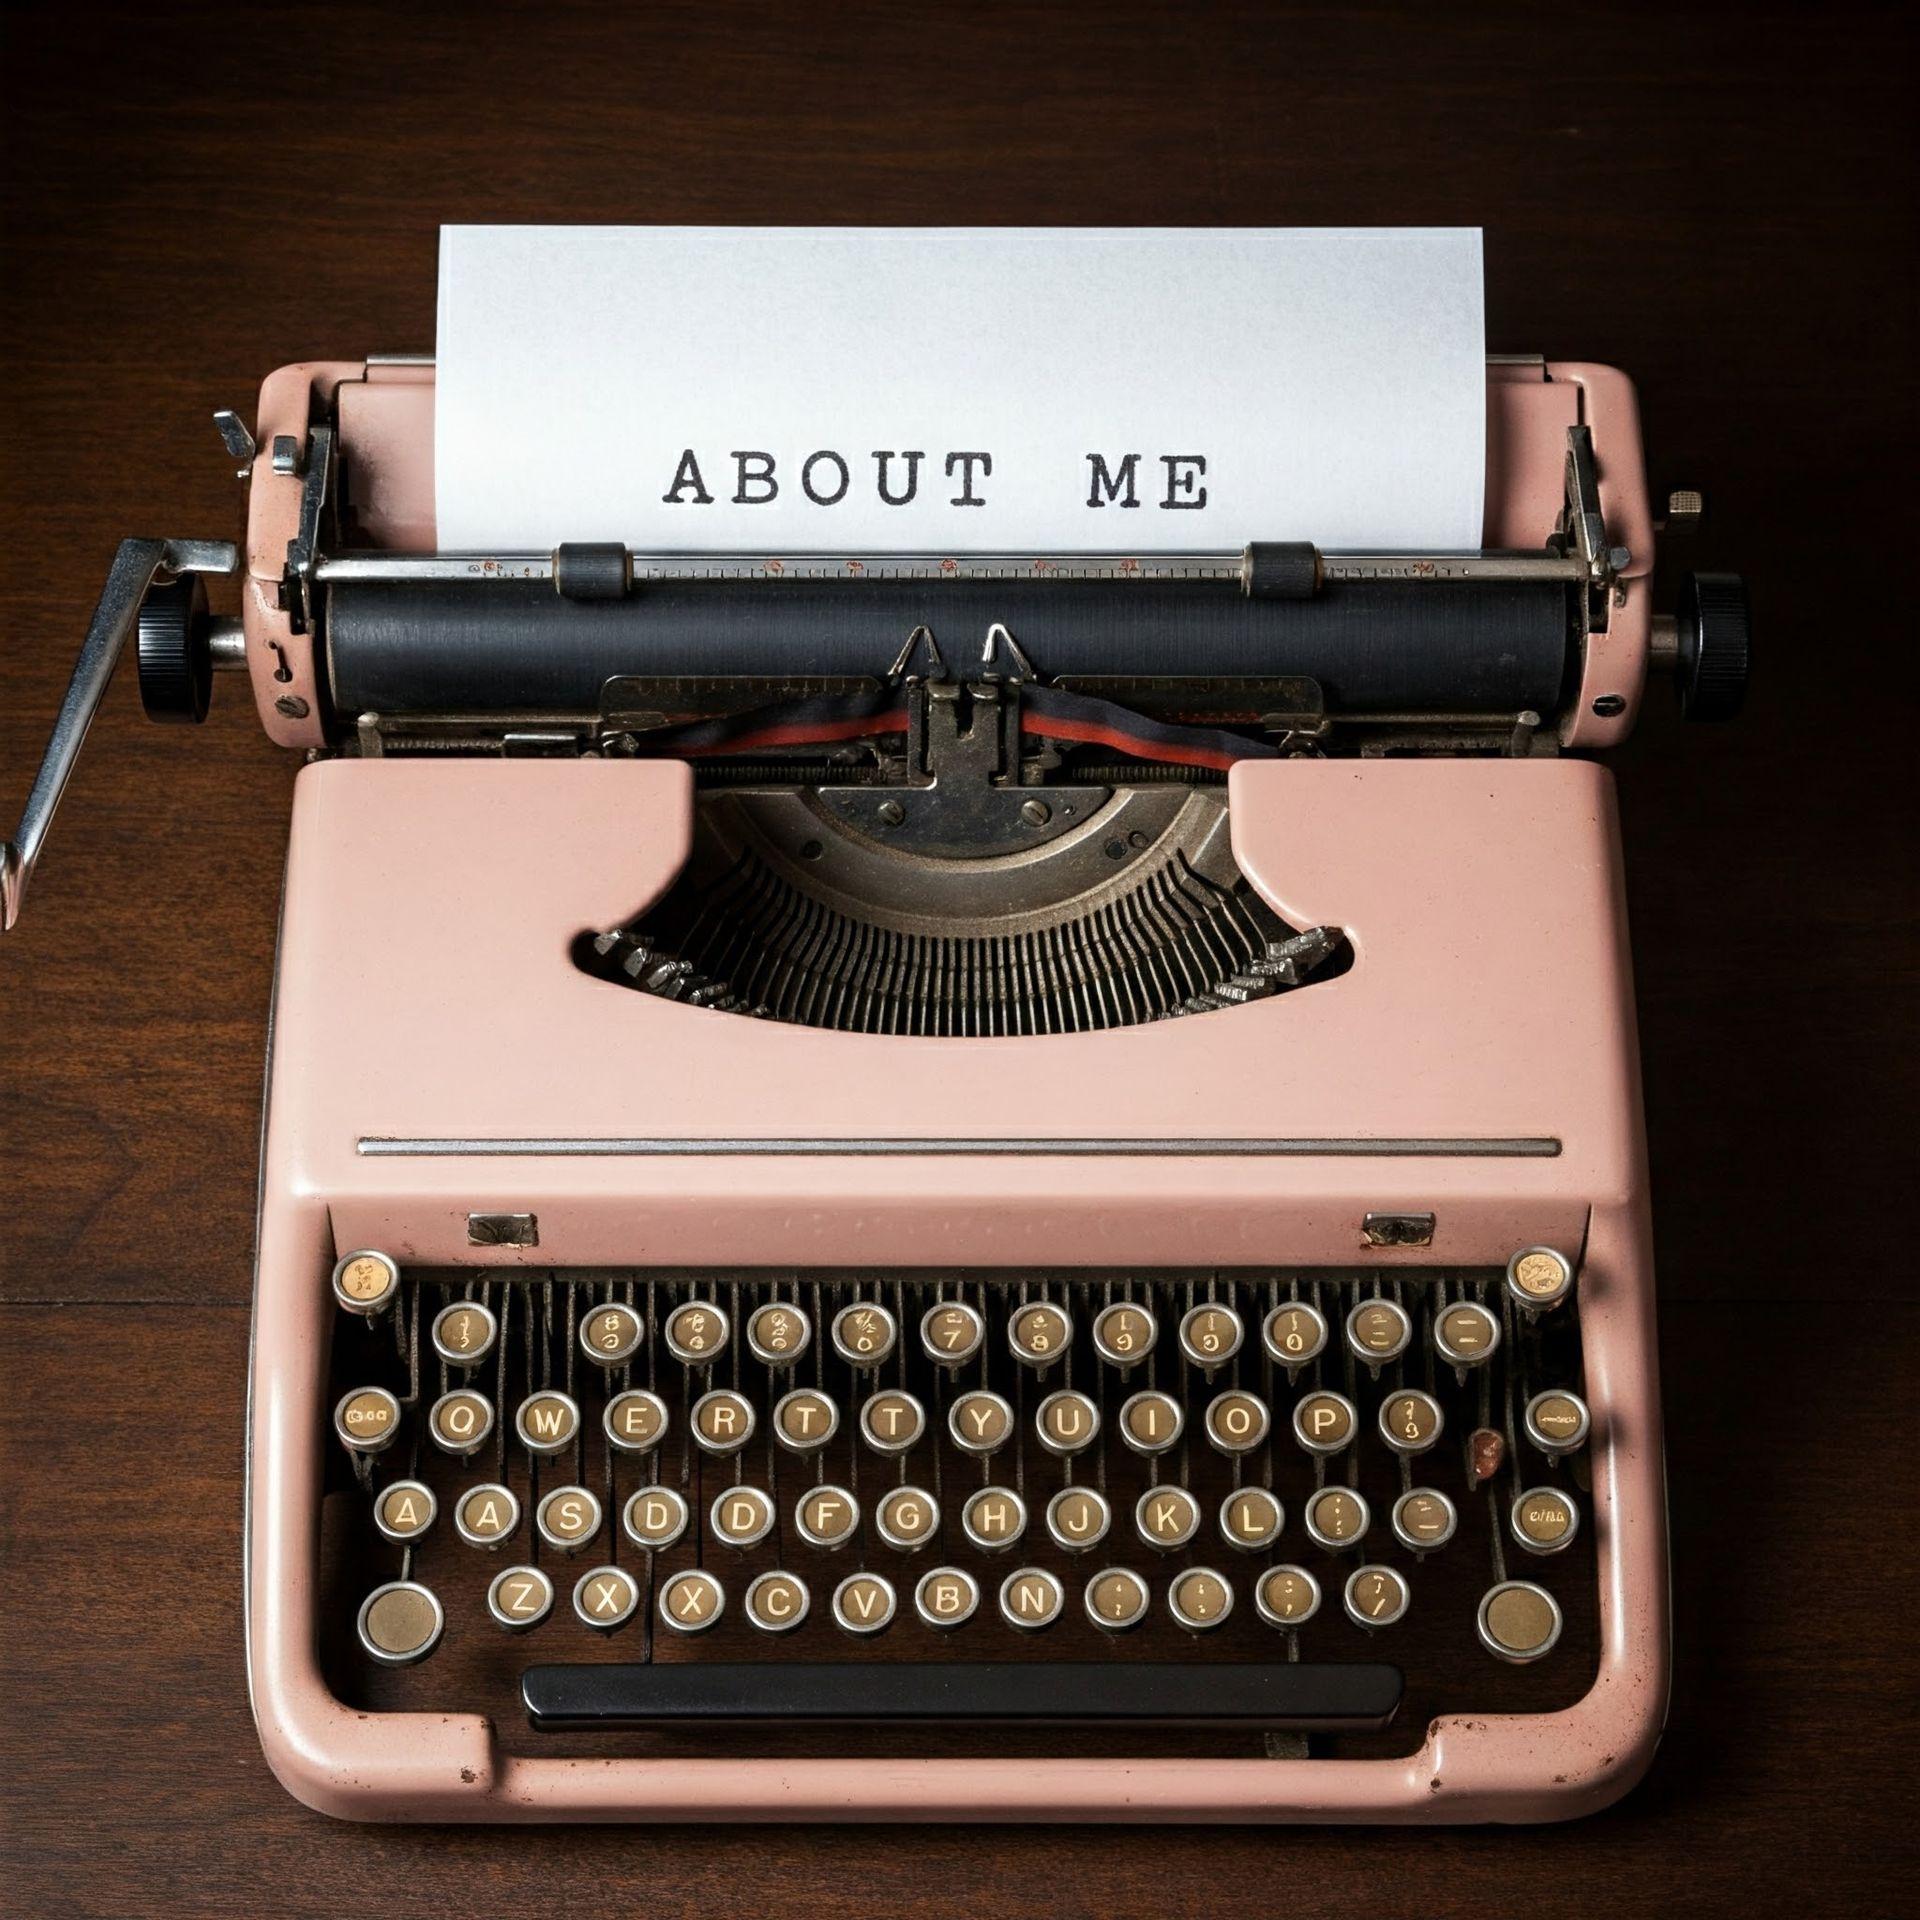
[710,1483,777,1549]
[428,1387,494,1457]
[1379,1388,1444,1456]
[1045,1486,1112,1553]
[1008,1300,1073,1367]
[1345,1297,1412,1364]
[487,1564,554,1632]
[454,1482,521,1548]
[576,1564,642,1632]
[1085,1567,1151,1632]
[1506,1245,1573,1311]
[1304,1485,1370,1550]
[1391,1487,1458,1553]
[664,1299,730,1365]
[691,1387,756,1455]
[744,1571,811,1634]
[1524,1389,1592,1457]
[535,1484,603,1553]
[1219,1487,1284,1552]
[796,1484,861,1550]
[831,1300,898,1368]
[1179,1303,1244,1369]
[1433,1299,1501,1367]
[515,1389,580,1456]
[1093,1300,1158,1367]
[431,1299,498,1367]
[860,1389,926,1455]
[914,1565,982,1630]
[1135,1484,1201,1551]
[1292,1390,1357,1455]
[773,1387,840,1453]
[658,1568,725,1634]
[578,1301,644,1368]
[1344,1564,1411,1629]
[920,1300,985,1366]
[1477,1580,1564,1663]
[961,1485,1027,1552]
[603,1387,670,1454]
[1203,1389,1270,1455]
[999,1567,1066,1631]
[1511,1485,1580,1555]
[1118,1389,1185,1455]
[875,1485,940,1550]
[1168,1567,1234,1632]
[356,1581,443,1666]
[1256,1564,1322,1629]
[1262,1300,1329,1369]
[622,1484,690,1551]
[334,1386,401,1456]
[1035,1389,1101,1456]
[373,1479,437,1543]
[948,1388,1014,1455]
[832,1572,898,1636]
[332,1250,400,1317]
[746,1301,812,1366]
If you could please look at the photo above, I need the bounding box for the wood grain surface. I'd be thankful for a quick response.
[1,1,1913,1913]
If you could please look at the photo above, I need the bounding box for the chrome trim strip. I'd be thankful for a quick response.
[358,1135,1561,1159]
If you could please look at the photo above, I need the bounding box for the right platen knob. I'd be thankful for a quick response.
[1675,571,1750,722]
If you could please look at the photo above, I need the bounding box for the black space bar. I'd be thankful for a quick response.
[522,1662,1402,1729]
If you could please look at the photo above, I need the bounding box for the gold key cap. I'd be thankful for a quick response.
[1035,1389,1101,1456]
[575,1564,642,1632]
[1506,1246,1574,1311]
[744,1571,811,1633]
[603,1387,669,1454]
[832,1572,897,1636]
[1118,1389,1185,1455]
[427,1387,494,1457]
[709,1484,777,1549]
[454,1482,521,1548]
[795,1484,860,1550]
[1511,1485,1580,1555]
[772,1387,840,1453]
[1478,1580,1564,1662]
[1378,1388,1444,1456]
[948,1389,1014,1456]
[536,1485,603,1553]
[332,1250,400,1318]
[1219,1487,1284,1552]
[1524,1389,1592,1457]
[1008,1300,1073,1367]
[746,1302,812,1367]
[1345,1298,1412,1364]
[1433,1299,1501,1367]
[622,1484,690,1551]
[914,1566,981,1630]
[657,1568,725,1634]
[919,1301,985,1366]
[486,1564,554,1632]
[578,1301,644,1368]
[1344,1564,1411,1628]
[961,1485,1027,1552]
[1168,1567,1234,1632]
[356,1581,443,1666]
[334,1386,402,1456]
[690,1388,756,1455]
[1262,1301,1329,1368]
[1304,1485,1370,1550]
[1179,1303,1244,1368]
[875,1485,940,1550]
[373,1479,437,1544]
[1084,1567,1151,1632]
[1092,1301,1157,1366]
[998,1567,1066,1631]
[1045,1486,1112,1553]
[831,1301,898,1368]
[664,1300,730,1365]
[1391,1487,1458,1552]
[1135,1484,1201,1551]
[1255,1564,1322,1628]
[431,1300,498,1367]
[859,1389,926,1455]
[514,1389,580,1456]
[1292,1390,1357,1456]
[1203,1389,1270,1455]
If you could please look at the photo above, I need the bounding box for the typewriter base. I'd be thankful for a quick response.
[245,759,1668,1821]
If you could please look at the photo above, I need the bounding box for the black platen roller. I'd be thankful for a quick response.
[324,578,1574,719]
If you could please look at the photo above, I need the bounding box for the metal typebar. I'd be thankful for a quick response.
[2,537,237,932]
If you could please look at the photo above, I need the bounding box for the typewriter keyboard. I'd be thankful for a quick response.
[321,1262,1598,1758]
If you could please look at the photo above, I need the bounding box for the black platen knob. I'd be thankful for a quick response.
[137,575,213,723]
[1675,571,1750,722]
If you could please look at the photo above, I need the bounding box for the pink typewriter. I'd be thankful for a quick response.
[2,351,1747,1823]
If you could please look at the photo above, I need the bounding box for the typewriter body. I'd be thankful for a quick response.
[2,353,1748,1823]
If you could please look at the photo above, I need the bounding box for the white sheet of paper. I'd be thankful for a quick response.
[435,226,1484,553]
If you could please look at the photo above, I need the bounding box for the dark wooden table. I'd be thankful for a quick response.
[3,2,1913,1912]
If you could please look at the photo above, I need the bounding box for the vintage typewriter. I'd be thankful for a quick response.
[2,352,1747,1822]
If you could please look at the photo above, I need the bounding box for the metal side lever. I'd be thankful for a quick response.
[1,536,237,931]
